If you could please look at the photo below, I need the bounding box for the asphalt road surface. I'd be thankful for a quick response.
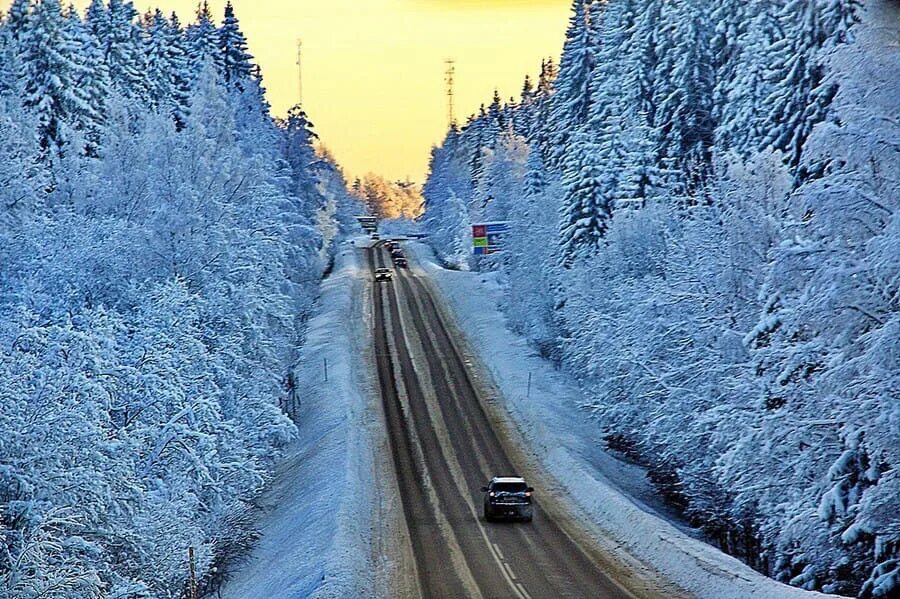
[367,242,641,599]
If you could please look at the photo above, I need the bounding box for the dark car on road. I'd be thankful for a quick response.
[481,476,534,522]
[394,257,408,268]
[374,267,392,282]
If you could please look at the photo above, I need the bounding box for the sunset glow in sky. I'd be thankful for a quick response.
[73,0,572,181]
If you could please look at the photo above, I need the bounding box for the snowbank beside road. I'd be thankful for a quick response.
[407,241,835,599]
[221,240,391,599]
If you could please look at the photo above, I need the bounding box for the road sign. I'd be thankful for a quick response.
[472,222,508,255]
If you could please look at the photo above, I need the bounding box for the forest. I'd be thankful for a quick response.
[0,0,359,596]
[422,0,898,597]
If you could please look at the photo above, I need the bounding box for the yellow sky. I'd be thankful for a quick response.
[73,0,572,182]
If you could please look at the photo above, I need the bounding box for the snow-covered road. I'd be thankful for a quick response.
[405,241,838,599]
[221,236,838,598]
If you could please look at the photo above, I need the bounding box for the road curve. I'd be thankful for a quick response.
[367,243,644,599]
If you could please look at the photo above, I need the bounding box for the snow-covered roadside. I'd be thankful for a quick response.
[406,241,836,599]
[221,239,408,599]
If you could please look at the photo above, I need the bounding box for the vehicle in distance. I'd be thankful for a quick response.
[371,232,380,240]
[394,257,408,268]
[384,240,396,250]
[481,476,534,522]
[391,248,405,259]
[374,267,392,282]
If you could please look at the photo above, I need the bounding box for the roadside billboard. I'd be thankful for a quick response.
[472,222,509,255]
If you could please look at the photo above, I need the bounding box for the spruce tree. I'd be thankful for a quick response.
[164,12,192,130]
[523,144,547,199]
[715,4,780,158]
[187,0,223,79]
[0,0,29,94]
[761,0,837,170]
[143,9,171,109]
[98,0,150,103]
[521,74,535,105]
[62,3,107,154]
[18,0,91,158]
[84,0,107,37]
[558,128,610,266]
[537,57,557,96]
[220,1,253,90]
[547,0,599,172]
[5,0,31,40]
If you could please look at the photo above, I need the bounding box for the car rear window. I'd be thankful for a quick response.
[493,482,527,493]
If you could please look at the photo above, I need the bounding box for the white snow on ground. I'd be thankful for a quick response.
[406,241,837,599]
[221,239,386,599]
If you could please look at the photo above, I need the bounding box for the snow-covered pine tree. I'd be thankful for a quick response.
[761,0,837,171]
[715,2,780,158]
[61,3,108,155]
[93,0,150,103]
[4,0,30,40]
[143,9,171,109]
[0,4,24,95]
[521,74,535,105]
[485,89,504,143]
[558,127,610,266]
[709,0,748,138]
[164,12,192,130]
[84,0,106,36]
[186,0,223,80]
[18,0,95,160]
[281,103,321,208]
[547,0,599,173]
[523,143,546,199]
[651,0,716,204]
[527,59,557,167]
[219,1,253,91]
[537,56,557,96]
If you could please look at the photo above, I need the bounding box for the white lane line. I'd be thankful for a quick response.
[478,520,527,599]
[381,282,484,599]
[516,582,533,599]
[493,543,504,560]
[503,562,517,581]
[398,277,528,599]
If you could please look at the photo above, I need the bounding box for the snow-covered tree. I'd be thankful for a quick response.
[0,1,361,595]
[421,1,894,595]
[186,0,222,78]
[17,0,96,159]
[219,1,252,90]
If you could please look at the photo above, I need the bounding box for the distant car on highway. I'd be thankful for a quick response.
[394,257,408,268]
[481,476,534,522]
[371,232,380,240]
[374,267,392,282]
[384,240,396,250]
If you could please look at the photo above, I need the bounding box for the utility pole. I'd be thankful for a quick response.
[444,59,456,128]
[296,38,303,105]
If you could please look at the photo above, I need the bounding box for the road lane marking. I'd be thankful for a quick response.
[493,543,504,560]
[503,562,517,581]
[517,582,533,599]
[378,278,484,599]
[394,271,528,599]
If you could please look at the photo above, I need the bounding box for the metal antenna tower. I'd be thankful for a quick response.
[296,39,303,105]
[444,59,456,128]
